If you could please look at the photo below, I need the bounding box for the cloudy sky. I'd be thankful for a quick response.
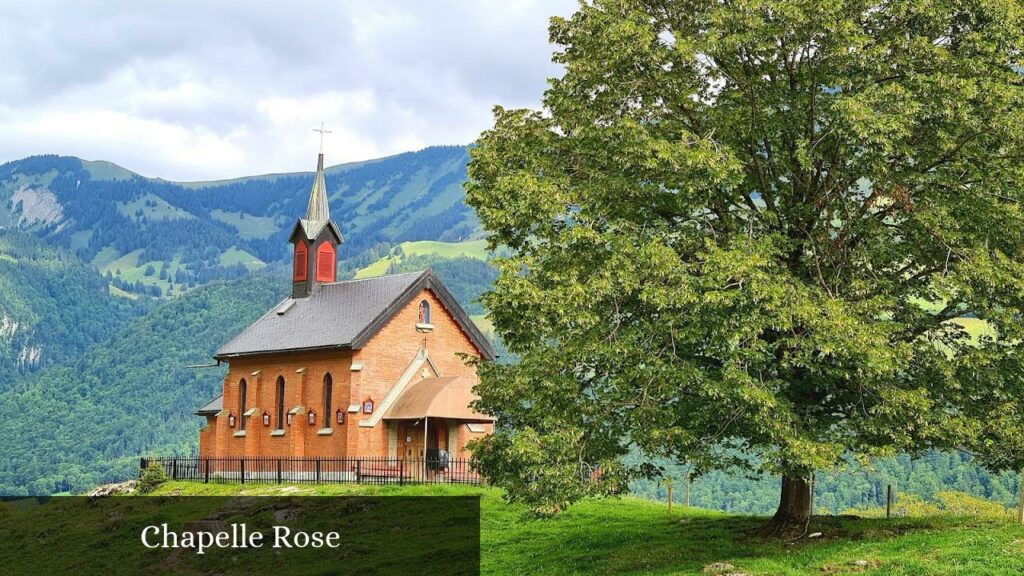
[0,0,576,180]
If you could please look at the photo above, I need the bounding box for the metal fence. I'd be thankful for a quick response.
[140,456,482,486]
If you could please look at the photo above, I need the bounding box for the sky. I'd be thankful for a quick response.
[0,0,576,180]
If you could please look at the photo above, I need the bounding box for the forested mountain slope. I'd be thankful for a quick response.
[0,229,138,387]
[0,276,284,495]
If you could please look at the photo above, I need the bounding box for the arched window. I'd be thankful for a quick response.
[238,379,248,430]
[315,242,336,282]
[276,376,285,430]
[293,243,308,281]
[322,373,333,429]
[418,300,431,324]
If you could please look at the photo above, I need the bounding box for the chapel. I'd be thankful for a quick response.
[195,152,495,464]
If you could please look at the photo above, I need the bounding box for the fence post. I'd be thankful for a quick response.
[356,460,361,484]
[400,460,404,486]
[1017,469,1024,524]
[685,474,691,508]
[139,457,147,472]
[240,459,245,485]
[315,458,321,484]
[277,459,282,484]
[886,484,893,519]
[204,459,210,484]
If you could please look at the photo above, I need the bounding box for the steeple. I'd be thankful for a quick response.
[304,153,330,223]
[289,152,343,299]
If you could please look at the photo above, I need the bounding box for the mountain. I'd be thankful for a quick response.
[0,146,480,297]
[0,229,139,388]
[0,275,285,495]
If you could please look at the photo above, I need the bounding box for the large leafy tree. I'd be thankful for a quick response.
[465,0,1024,536]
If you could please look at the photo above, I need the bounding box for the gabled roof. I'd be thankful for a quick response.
[195,394,223,416]
[288,217,343,244]
[214,269,496,360]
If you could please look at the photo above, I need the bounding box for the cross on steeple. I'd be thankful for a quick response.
[313,122,332,154]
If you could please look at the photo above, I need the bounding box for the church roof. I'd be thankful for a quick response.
[214,269,496,360]
[195,394,223,416]
[290,152,343,243]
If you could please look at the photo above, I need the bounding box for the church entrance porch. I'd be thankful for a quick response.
[396,417,451,480]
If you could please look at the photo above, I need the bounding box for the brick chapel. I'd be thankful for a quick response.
[195,153,496,462]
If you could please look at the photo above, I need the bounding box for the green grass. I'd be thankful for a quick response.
[80,159,136,181]
[219,246,266,270]
[107,284,139,300]
[210,209,279,240]
[95,249,189,295]
[68,229,92,250]
[950,317,997,342]
[355,239,490,279]
[116,193,192,222]
[471,314,494,336]
[144,481,1024,575]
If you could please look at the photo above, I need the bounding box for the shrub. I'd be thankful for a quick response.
[137,462,168,494]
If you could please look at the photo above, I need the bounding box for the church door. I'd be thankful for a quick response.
[404,424,424,459]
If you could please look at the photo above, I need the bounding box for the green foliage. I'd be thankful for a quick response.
[630,450,1022,515]
[0,275,285,495]
[136,462,167,494]
[0,229,139,387]
[842,490,1011,519]
[466,0,1024,513]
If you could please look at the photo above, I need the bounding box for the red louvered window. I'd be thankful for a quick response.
[316,242,336,282]
[293,243,307,281]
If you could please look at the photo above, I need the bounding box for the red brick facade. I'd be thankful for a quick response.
[198,287,493,459]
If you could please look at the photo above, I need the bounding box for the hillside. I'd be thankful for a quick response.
[105,483,1024,574]
[0,229,139,386]
[0,146,479,297]
[0,276,285,495]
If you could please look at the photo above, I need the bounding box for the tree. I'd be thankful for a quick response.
[465,0,1024,537]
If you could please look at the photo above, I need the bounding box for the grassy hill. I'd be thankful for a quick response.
[124,482,1024,575]
[355,239,490,278]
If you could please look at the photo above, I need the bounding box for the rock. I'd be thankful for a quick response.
[852,560,870,567]
[274,507,302,522]
[808,532,823,538]
[85,481,137,498]
[703,562,736,574]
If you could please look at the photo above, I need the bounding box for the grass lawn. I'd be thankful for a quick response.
[145,481,1024,575]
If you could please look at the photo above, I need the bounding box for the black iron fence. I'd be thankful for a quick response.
[140,456,482,486]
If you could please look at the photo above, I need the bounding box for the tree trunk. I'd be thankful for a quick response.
[757,473,813,539]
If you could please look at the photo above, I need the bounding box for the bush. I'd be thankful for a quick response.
[137,462,168,494]
[841,490,1010,519]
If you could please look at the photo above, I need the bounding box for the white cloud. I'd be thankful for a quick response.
[0,0,576,180]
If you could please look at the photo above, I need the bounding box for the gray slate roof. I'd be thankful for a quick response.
[195,394,223,416]
[214,269,496,360]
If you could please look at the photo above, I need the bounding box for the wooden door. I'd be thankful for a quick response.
[404,425,424,459]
